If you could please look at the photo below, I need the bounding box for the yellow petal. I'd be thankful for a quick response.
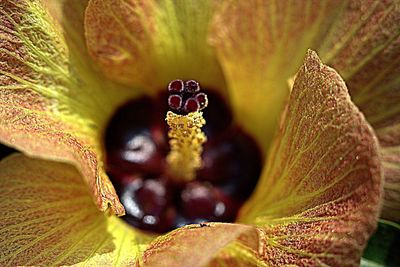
[0,154,262,266]
[138,223,260,267]
[238,51,382,265]
[85,0,226,92]
[0,154,152,266]
[0,0,136,214]
[318,0,400,129]
[209,242,268,267]
[316,1,400,222]
[209,1,343,150]
[85,0,156,88]
[376,123,400,221]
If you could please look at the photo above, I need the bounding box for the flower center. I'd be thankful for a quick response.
[104,80,262,233]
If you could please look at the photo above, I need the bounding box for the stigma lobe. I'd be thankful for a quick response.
[168,95,182,111]
[168,79,184,93]
[185,80,200,93]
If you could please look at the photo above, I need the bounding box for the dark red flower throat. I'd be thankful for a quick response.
[105,80,262,233]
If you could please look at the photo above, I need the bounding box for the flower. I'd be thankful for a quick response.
[0,0,398,266]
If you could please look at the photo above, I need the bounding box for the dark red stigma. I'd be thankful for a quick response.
[168,95,182,111]
[168,79,184,93]
[167,79,208,115]
[185,80,200,93]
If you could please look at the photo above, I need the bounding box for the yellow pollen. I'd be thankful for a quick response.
[165,111,207,182]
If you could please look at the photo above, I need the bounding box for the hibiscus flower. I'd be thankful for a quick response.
[0,0,398,266]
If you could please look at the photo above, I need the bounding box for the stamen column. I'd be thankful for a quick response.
[165,79,208,182]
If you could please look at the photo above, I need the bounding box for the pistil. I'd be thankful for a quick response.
[165,79,208,182]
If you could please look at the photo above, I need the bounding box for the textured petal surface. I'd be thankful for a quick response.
[211,0,400,218]
[376,124,400,221]
[210,0,343,150]
[0,0,136,214]
[237,51,382,266]
[0,154,265,266]
[316,1,400,221]
[0,154,151,266]
[138,223,260,267]
[317,0,400,129]
[317,0,400,221]
[85,0,226,92]
[318,0,400,221]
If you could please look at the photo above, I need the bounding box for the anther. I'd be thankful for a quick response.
[168,79,185,93]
